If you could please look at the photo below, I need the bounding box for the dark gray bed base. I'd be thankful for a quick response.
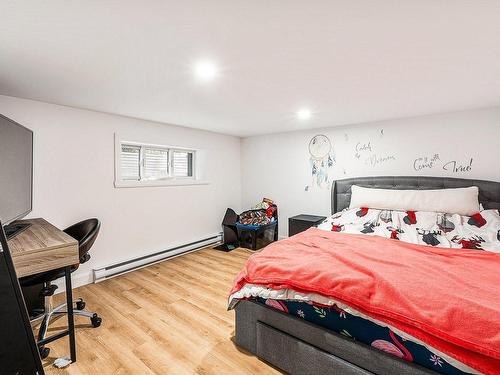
[235,300,434,375]
[235,176,500,375]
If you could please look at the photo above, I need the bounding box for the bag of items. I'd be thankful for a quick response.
[239,198,277,225]
[239,209,270,226]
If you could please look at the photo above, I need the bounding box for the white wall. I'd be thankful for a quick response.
[241,108,500,237]
[3,94,499,281]
[0,95,241,286]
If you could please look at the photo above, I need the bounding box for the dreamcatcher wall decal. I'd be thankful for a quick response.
[307,134,335,190]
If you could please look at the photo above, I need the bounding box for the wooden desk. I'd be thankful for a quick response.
[9,218,79,278]
[8,218,79,363]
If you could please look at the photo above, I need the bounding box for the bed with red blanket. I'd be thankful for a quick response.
[228,176,500,375]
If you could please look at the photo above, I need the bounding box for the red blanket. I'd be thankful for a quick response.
[230,228,500,374]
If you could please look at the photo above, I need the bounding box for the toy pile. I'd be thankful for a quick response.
[239,198,278,226]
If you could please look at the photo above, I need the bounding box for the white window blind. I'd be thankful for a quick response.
[143,147,169,180]
[119,142,195,184]
[121,144,140,180]
[172,151,194,177]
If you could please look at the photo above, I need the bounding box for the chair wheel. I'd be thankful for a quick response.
[91,314,102,328]
[39,346,50,359]
[76,300,86,310]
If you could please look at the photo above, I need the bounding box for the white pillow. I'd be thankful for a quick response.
[349,185,480,216]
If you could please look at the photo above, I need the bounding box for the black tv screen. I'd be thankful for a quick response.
[0,115,33,225]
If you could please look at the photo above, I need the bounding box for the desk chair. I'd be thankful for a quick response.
[20,218,102,358]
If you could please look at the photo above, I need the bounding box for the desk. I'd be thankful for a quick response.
[8,218,79,363]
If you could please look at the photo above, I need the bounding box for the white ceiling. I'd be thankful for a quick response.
[1,1,500,137]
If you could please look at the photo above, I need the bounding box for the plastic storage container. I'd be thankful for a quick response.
[236,221,278,250]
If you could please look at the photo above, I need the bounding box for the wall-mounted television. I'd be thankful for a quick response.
[0,114,33,228]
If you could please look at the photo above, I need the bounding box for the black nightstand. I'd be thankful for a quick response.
[288,214,327,237]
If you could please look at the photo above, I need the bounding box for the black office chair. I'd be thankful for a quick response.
[20,218,102,358]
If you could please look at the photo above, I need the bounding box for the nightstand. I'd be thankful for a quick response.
[288,214,327,237]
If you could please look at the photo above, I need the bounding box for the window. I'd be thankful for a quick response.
[121,145,141,181]
[115,139,200,187]
[172,151,193,177]
[143,147,169,180]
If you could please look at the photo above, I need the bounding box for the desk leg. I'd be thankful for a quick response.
[64,267,76,363]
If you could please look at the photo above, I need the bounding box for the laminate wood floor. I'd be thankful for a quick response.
[43,248,282,375]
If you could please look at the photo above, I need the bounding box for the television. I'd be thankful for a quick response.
[0,114,33,233]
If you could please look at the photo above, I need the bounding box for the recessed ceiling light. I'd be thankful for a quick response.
[194,60,218,81]
[297,108,312,120]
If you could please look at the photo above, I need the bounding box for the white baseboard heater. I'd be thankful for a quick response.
[93,233,222,282]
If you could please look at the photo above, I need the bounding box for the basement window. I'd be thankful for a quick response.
[115,140,202,187]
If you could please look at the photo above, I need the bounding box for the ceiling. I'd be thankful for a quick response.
[1,1,500,137]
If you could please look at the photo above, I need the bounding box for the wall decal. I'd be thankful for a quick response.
[308,134,335,189]
[352,137,396,168]
[443,158,473,173]
[354,142,372,159]
[413,154,473,174]
[413,154,440,171]
[365,153,397,167]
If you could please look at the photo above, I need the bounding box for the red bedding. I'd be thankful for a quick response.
[230,228,500,374]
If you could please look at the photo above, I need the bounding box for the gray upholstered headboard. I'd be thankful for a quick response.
[331,176,500,214]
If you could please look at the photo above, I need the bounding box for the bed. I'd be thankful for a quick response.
[230,176,500,375]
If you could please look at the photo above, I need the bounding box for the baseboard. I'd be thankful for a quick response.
[52,233,221,293]
[93,233,221,282]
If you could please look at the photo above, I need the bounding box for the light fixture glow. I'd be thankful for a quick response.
[297,108,312,120]
[194,60,218,81]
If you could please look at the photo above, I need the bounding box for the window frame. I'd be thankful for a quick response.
[114,136,206,188]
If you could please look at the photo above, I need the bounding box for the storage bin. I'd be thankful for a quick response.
[236,221,278,250]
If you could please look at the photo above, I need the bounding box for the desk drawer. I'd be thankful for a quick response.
[256,321,372,375]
